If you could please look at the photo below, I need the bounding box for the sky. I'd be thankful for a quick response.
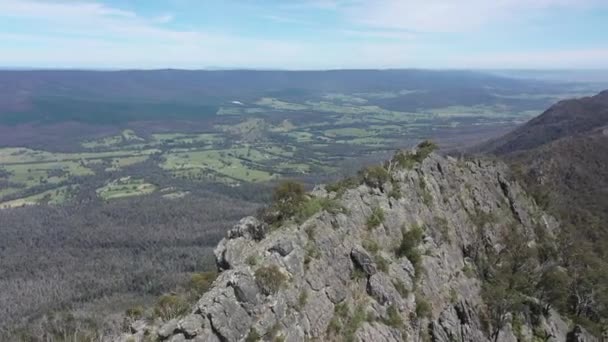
[0,0,607,70]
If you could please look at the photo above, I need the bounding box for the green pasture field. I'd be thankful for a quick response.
[82,129,144,148]
[96,177,156,200]
[0,185,76,209]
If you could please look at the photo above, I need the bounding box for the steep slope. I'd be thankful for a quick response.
[508,126,608,226]
[117,147,598,342]
[482,90,608,154]
[478,91,608,336]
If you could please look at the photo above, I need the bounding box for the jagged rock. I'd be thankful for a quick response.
[269,237,294,256]
[192,330,221,342]
[177,314,204,338]
[228,216,268,241]
[368,273,401,305]
[158,319,179,339]
[168,333,186,342]
[302,290,334,336]
[356,322,403,341]
[207,291,252,341]
[388,259,414,292]
[129,319,146,334]
[351,247,377,276]
[229,269,260,308]
[567,325,599,342]
[117,152,600,342]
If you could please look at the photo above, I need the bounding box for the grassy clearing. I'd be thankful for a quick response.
[255,97,308,111]
[2,161,93,190]
[425,105,519,118]
[0,147,159,164]
[354,89,421,99]
[0,185,76,209]
[324,128,369,138]
[104,155,150,171]
[161,191,191,199]
[151,133,223,146]
[96,177,156,200]
[216,107,243,115]
[285,131,315,142]
[323,93,368,104]
[81,129,144,148]
[0,147,160,198]
[161,149,276,183]
[216,118,268,135]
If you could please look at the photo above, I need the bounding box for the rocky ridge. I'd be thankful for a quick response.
[118,150,598,342]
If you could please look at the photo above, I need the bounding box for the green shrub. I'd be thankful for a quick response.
[304,242,321,270]
[375,254,389,273]
[327,317,342,334]
[335,302,349,318]
[362,239,380,254]
[295,197,343,223]
[393,280,409,298]
[246,255,259,266]
[273,180,306,217]
[125,306,144,319]
[388,180,402,199]
[469,209,495,229]
[416,140,438,159]
[187,271,217,297]
[245,328,261,342]
[328,303,366,342]
[325,176,360,196]
[384,304,403,328]
[392,151,417,169]
[298,290,309,309]
[153,294,189,321]
[415,296,432,318]
[366,206,385,229]
[344,305,366,342]
[360,166,389,190]
[391,140,438,169]
[396,224,424,273]
[255,265,287,295]
[450,288,458,303]
[419,178,433,206]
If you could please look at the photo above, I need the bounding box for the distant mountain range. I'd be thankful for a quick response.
[481,90,608,154]
[0,69,575,126]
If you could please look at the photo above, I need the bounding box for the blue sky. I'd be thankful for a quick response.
[0,0,607,69]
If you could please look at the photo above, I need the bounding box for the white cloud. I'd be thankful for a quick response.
[0,0,606,69]
[344,0,606,33]
[0,0,136,20]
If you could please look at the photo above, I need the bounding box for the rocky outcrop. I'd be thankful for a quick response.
[118,151,597,342]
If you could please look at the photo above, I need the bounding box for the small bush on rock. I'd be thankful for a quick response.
[384,304,403,328]
[153,294,189,321]
[391,140,438,169]
[396,224,424,273]
[360,166,389,190]
[273,180,306,218]
[366,207,385,229]
[415,296,432,318]
[187,271,218,298]
[255,265,287,295]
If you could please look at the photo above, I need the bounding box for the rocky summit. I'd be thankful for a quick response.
[118,149,599,342]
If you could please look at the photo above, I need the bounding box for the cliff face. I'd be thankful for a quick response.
[119,151,597,342]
